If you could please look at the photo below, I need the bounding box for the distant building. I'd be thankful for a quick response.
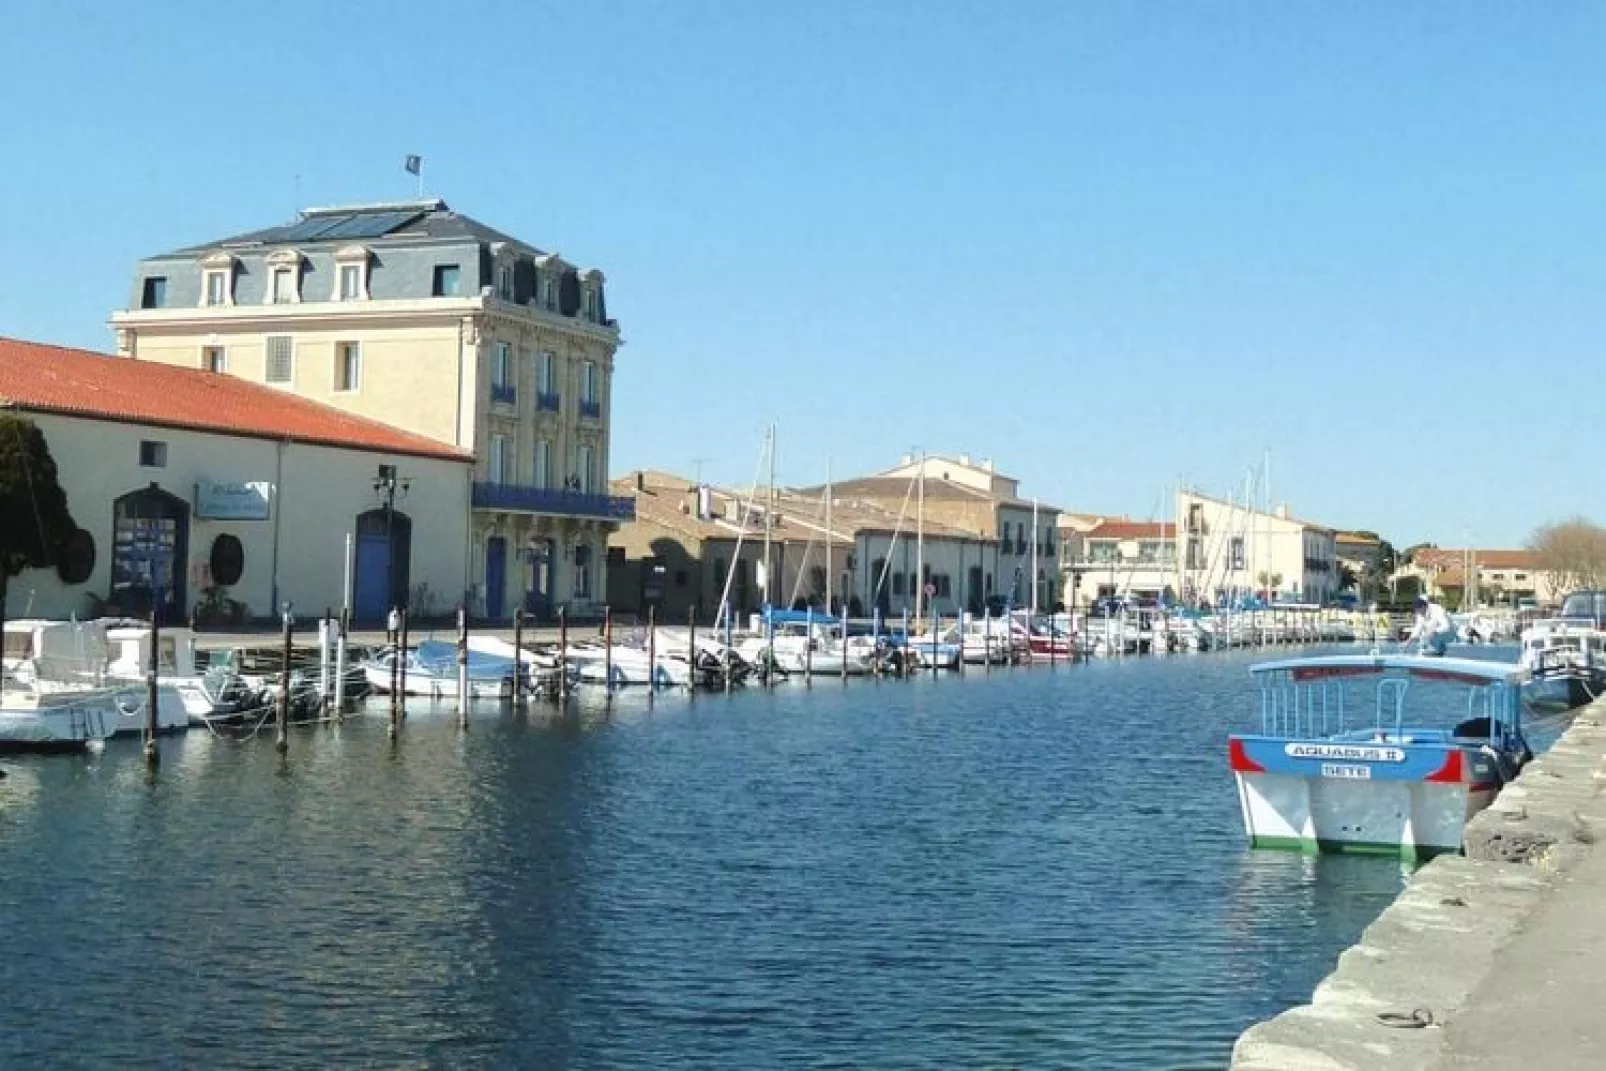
[606,470,1000,622]
[0,337,470,623]
[813,454,1062,612]
[1057,490,1340,608]
[108,198,628,619]
[1400,548,1560,608]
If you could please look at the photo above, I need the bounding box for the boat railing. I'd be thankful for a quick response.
[1258,666,1523,745]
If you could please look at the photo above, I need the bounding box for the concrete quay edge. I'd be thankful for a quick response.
[1230,696,1606,1071]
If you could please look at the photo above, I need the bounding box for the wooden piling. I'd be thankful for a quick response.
[333,607,348,721]
[143,608,160,767]
[688,606,697,693]
[456,605,469,728]
[398,608,410,720]
[512,608,525,703]
[803,606,814,685]
[872,608,882,678]
[984,609,992,672]
[387,608,401,734]
[646,605,657,692]
[276,608,292,754]
[930,610,939,677]
[558,605,569,700]
[603,606,614,695]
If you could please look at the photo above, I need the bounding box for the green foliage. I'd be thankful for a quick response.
[0,415,79,586]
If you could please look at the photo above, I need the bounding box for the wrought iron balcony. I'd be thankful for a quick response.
[536,392,561,412]
[490,382,518,406]
[472,482,635,520]
[579,398,602,419]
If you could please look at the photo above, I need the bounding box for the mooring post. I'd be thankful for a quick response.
[723,609,733,693]
[456,605,469,728]
[646,605,657,692]
[332,607,348,721]
[318,608,332,711]
[276,605,292,755]
[804,606,814,685]
[558,605,569,701]
[1049,610,1058,668]
[387,606,401,733]
[872,607,882,678]
[930,609,939,677]
[984,608,992,672]
[765,607,776,687]
[901,608,911,678]
[143,607,160,767]
[398,608,411,720]
[512,608,526,704]
[603,605,614,695]
[687,606,698,693]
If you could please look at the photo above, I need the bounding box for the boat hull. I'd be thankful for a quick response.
[1229,736,1506,860]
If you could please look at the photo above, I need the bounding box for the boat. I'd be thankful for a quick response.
[563,641,693,687]
[0,686,131,752]
[103,623,252,730]
[1517,591,1606,710]
[3,618,198,738]
[363,639,522,700]
[1228,653,1531,860]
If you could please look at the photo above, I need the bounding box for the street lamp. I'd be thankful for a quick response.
[373,464,412,611]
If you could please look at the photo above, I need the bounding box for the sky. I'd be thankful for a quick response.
[2,1,1602,549]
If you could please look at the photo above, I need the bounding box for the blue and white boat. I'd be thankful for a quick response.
[1228,653,1531,860]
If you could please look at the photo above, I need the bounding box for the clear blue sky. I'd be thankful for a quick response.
[3,2,1601,549]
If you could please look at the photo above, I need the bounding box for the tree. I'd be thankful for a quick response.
[0,415,80,652]
[1528,517,1606,595]
[1336,563,1359,592]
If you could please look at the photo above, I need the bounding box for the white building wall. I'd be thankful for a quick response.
[10,411,470,623]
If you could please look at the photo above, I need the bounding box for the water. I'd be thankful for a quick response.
[1,649,1426,1069]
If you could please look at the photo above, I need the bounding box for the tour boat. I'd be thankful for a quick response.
[1228,653,1530,860]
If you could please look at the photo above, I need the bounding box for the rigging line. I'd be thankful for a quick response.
[872,475,918,605]
[714,432,771,629]
[785,484,831,608]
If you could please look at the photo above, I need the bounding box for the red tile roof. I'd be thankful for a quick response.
[1414,548,1538,571]
[0,336,471,462]
[1087,520,1176,540]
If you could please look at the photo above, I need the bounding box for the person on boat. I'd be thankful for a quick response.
[1404,595,1455,656]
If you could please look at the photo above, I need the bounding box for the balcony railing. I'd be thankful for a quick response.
[579,398,601,419]
[490,382,518,406]
[537,392,561,412]
[472,482,635,520]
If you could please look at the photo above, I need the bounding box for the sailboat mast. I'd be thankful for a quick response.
[763,424,775,610]
[825,458,833,614]
[915,450,925,623]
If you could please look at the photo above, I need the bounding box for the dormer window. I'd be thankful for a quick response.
[264,249,303,305]
[199,251,236,307]
[580,268,606,324]
[538,276,554,309]
[332,245,370,301]
[497,263,514,301]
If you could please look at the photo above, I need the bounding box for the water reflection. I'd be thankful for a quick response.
[0,648,1486,1068]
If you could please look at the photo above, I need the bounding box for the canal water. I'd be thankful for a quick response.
[2,648,1460,1069]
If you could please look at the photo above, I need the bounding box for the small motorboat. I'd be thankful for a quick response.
[1228,653,1531,861]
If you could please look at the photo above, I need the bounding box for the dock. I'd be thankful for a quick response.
[1230,694,1606,1069]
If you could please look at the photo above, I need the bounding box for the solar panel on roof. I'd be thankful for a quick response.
[277,215,352,241]
[318,210,423,241]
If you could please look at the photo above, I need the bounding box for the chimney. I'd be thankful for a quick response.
[697,485,713,520]
[959,453,972,466]
[635,472,645,491]
[983,458,995,473]
[900,452,914,466]
[1275,504,1289,520]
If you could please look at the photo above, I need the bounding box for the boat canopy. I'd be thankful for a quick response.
[1250,653,1529,687]
[761,607,840,627]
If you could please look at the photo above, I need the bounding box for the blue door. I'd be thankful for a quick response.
[485,537,507,621]
[354,535,391,620]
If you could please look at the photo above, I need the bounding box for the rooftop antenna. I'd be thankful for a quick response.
[292,173,302,218]
[690,457,711,486]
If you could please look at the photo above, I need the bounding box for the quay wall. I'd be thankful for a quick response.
[1230,695,1606,1070]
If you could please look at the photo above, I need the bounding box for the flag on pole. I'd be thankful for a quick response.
[404,154,422,175]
